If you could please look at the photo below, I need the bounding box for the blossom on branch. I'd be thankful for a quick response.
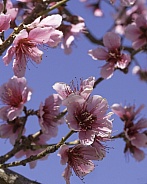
[111,104,147,161]
[39,94,64,137]
[58,144,100,184]
[60,16,85,54]
[0,76,32,121]
[89,32,131,79]
[125,15,147,50]
[65,94,113,145]
[3,14,63,77]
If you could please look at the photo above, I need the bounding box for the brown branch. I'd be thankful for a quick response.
[0,130,75,169]
[0,168,41,184]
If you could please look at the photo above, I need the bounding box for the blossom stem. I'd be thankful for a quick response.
[93,77,104,88]
[111,132,125,139]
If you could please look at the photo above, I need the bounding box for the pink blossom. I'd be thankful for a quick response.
[53,76,95,102]
[125,118,147,148]
[112,0,147,35]
[0,76,32,121]
[111,103,144,123]
[0,13,11,33]
[0,117,25,145]
[39,94,64,137]
[58,144,99,184]
[125,15,147,50]
[6,0,18,21]
[3,28,49,77]
[60,16,85,54]
[89,32,131,79]
[65,95,113,145]
[111,104,147,161]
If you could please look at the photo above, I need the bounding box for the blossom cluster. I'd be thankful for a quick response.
[0,0,147,184]
[53,77,113,183]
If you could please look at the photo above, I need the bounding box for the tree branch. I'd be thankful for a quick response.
[0,168,41,184]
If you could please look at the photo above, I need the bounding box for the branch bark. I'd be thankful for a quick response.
[0,168,41,184]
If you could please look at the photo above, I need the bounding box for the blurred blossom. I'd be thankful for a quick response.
[39,94,64,137]
[80,0,103,17]
[132,66,147,82]
[125,15,147,50]
[65,94,113,145]
[6,0,18,21]
[0,76,32,121]
[0,13,11,33]
[111,104,147,161]
[89,32,131,79]
[111,103,144,123]
[60,16,85,54]
[53,76,95,102]
[58,144,100,184]
[113,0,147,35]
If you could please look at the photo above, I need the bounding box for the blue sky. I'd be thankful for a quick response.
[0,0,147,184]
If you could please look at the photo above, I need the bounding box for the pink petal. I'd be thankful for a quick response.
[58,145,69,165]
[100,63,115,79]
[133,147,145,161]
[125,25,141,41]
[29,27,52,44]
[62,165,72,184]
[131,133,147,147]
[103,32,121,50]
[135,15,147,28]
[13,57,26,77]
[134,118,147,129]
[111,104,125,118]
[3,46,15,65]
[133,39,147,50]
[88,48,108,60]
[79,130,95,145]
[0,13,11,32]
[39,14,62,28]
[7,105,24,121]
[47,30,63,47]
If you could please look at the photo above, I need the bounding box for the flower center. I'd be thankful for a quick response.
[75,110,97,131]
[108,49,122,63]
